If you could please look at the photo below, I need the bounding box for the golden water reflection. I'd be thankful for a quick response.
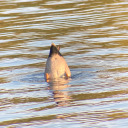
[48,78,71,107]
[0,0,128,127]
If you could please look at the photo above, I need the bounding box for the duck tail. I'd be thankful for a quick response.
[49,43,62,57]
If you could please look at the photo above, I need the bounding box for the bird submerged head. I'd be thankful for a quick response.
[49,43,62,57]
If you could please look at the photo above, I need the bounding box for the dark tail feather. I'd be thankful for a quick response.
[49,43,62,57]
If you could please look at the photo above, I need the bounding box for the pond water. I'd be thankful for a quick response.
[0,0,128,127]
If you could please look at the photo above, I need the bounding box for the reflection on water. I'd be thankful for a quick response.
[48,78,70,107]
[0,0,128,127]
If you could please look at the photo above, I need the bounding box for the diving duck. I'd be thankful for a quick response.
[45,43,71,80]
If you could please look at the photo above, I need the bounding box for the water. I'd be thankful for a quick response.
[0,0,128,127]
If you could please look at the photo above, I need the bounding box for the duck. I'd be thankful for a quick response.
[45,43,71,81]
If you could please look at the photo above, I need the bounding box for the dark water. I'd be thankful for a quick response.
[0,0,128,127]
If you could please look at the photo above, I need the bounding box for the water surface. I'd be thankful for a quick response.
[0,0,128,127]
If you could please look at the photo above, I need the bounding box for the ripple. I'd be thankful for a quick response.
[0,0,128,127]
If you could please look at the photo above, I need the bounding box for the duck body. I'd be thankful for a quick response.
[45,43,71,80]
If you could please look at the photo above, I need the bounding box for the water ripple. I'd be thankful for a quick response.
[0,0,128,127]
